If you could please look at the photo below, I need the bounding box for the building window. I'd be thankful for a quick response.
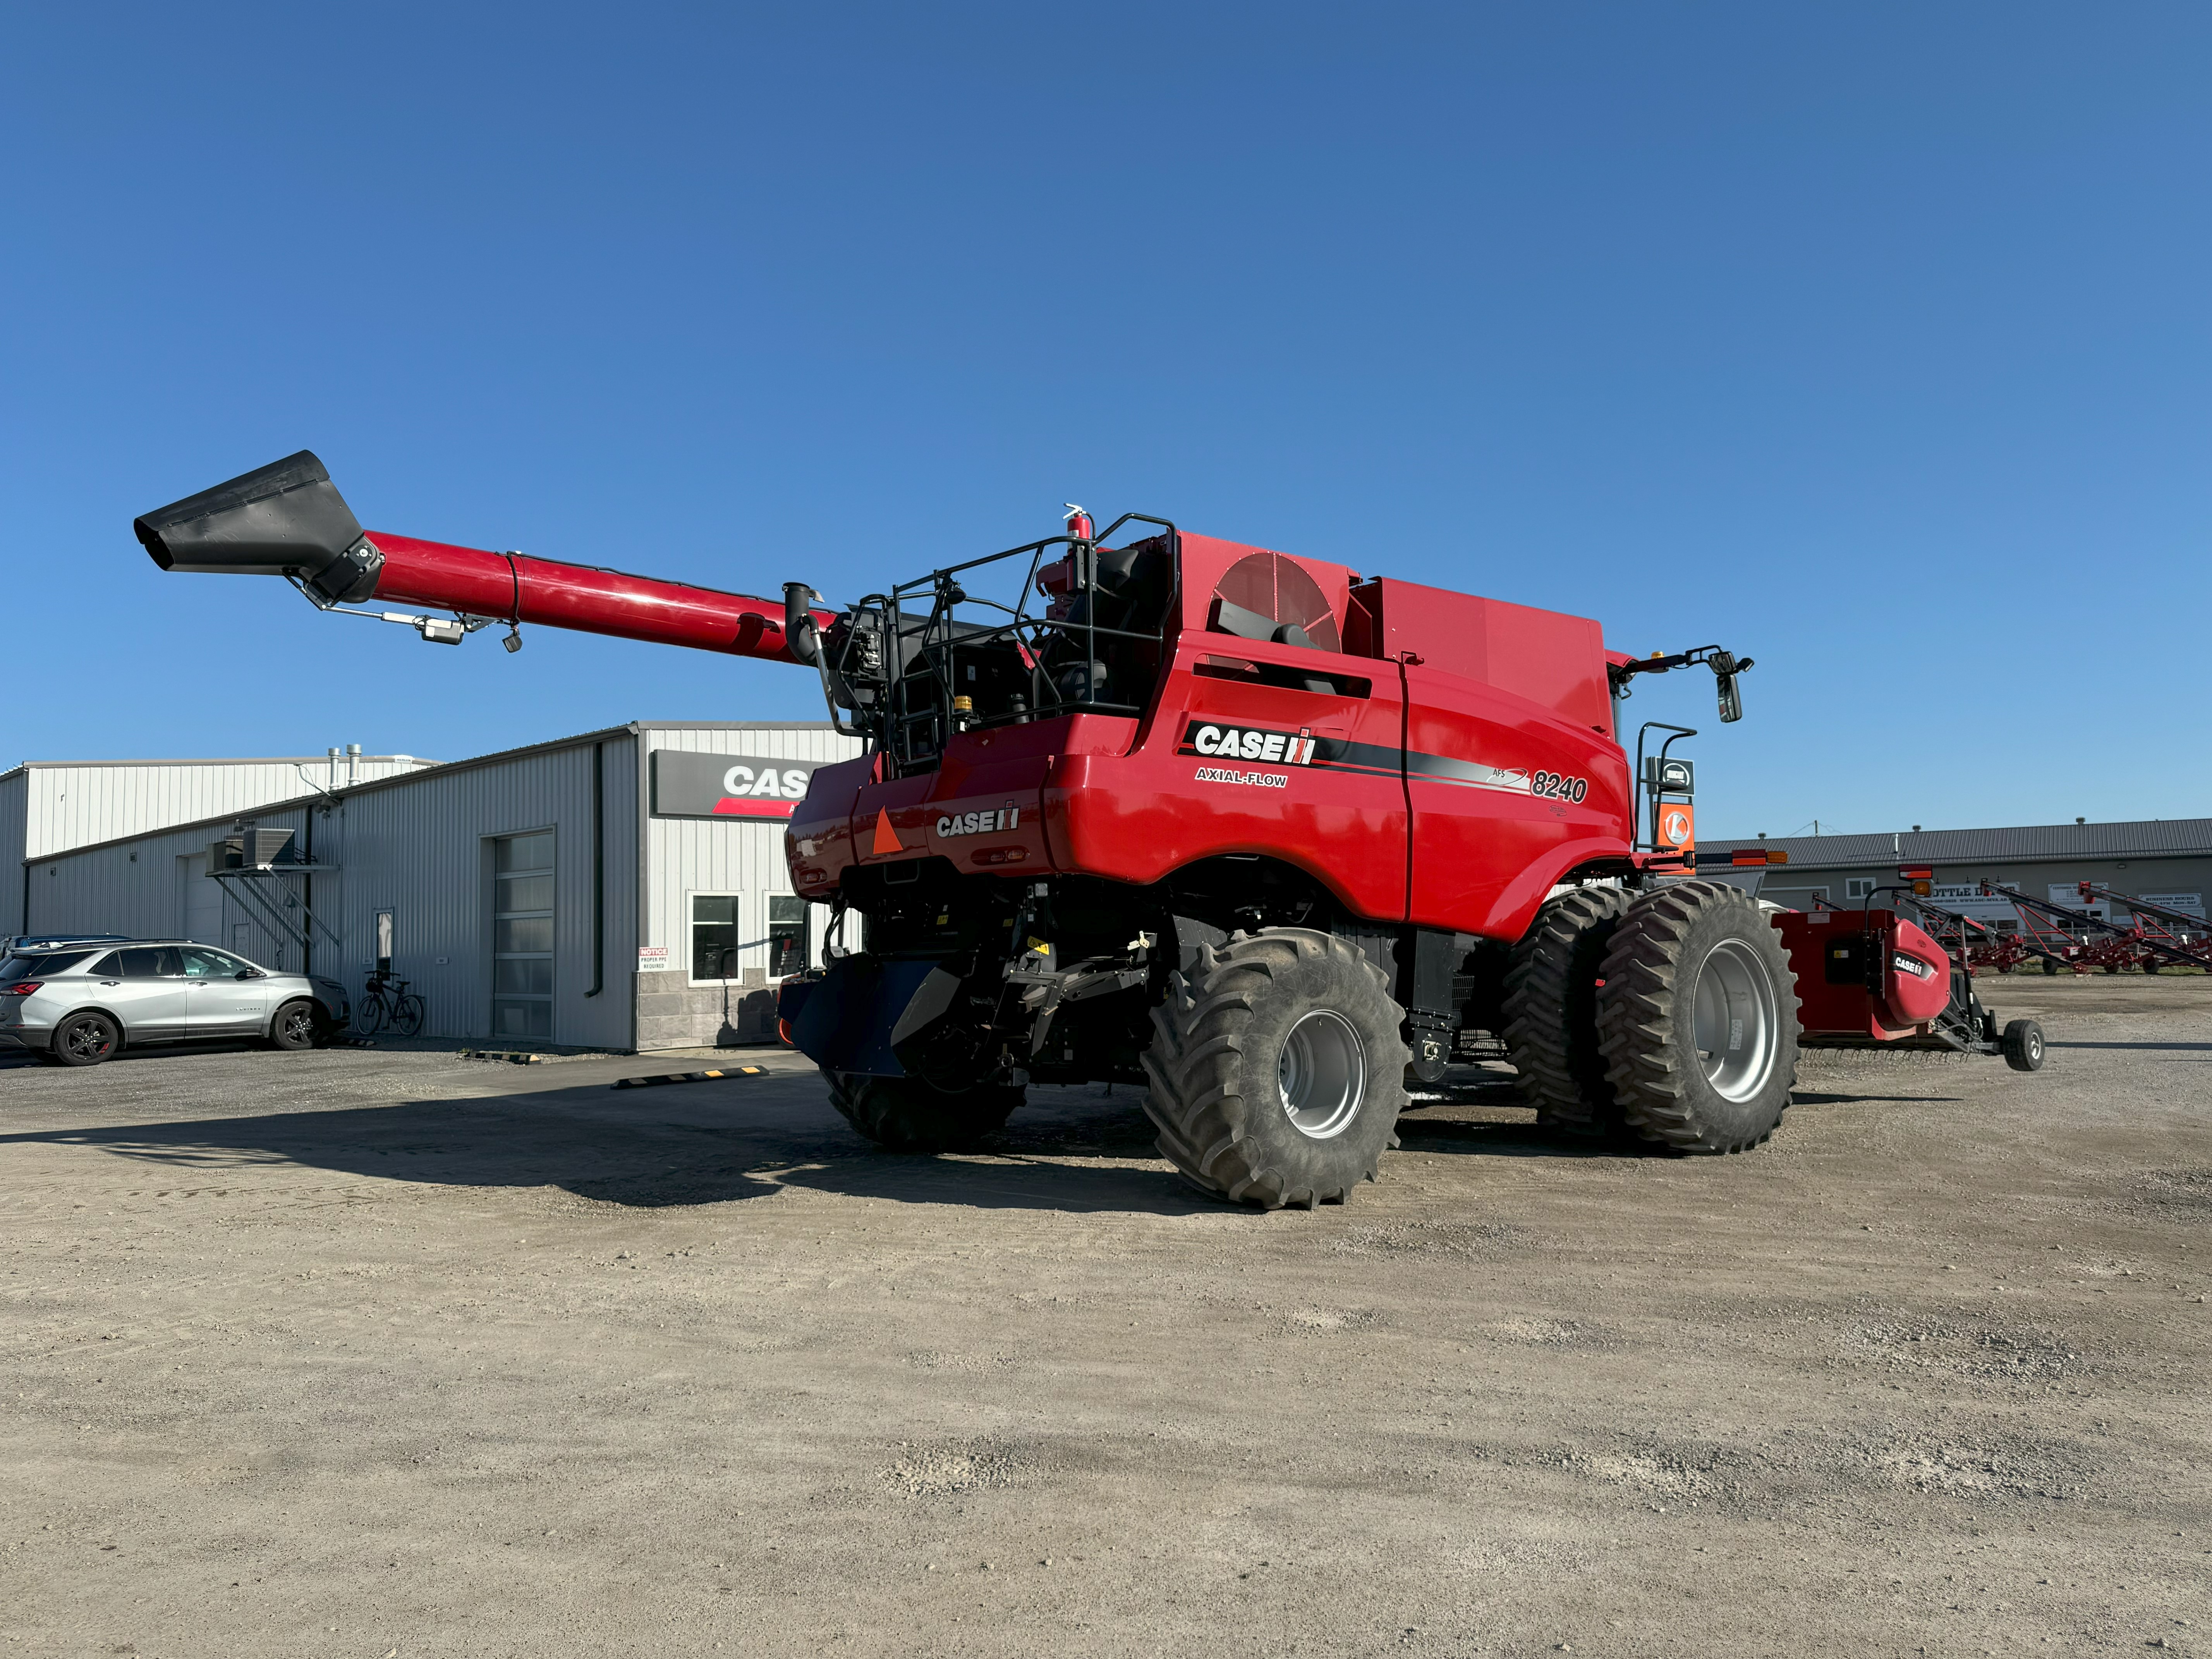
[691,895,741,983]
[492,832,554,1041]
[1845,878,1877,900]
[767,894,808,979]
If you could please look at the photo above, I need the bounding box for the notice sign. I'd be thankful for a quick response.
[650,749,824,821]
[637,945,671,972]
[1928,883,2018,924]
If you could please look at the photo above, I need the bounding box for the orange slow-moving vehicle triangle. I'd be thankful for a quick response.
[870,808,903,856]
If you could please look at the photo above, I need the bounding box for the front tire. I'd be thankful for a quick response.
[51,1012,120,1067]
[2002,1018,2046,1072]
[270,999,319,1051]
[1596,882,1800,1154]
[1142,929,1410,1209]
[1501,886,1633,1135]
[825,1070,1021,1152]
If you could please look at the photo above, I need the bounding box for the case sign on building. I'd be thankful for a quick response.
[650,750,824,821]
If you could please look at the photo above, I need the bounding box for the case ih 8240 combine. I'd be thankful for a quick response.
[137,453,2043,1207]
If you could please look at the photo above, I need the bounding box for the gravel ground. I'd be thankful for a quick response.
[2,975,2207,1657]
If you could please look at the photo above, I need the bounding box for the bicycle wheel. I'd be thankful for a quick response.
[393,994,425,1039]
[357,991,388,1036]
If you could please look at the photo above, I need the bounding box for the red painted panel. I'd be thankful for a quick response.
[366,531,832,663]
[1401,656,1634,941]
[1045,640,1409,922]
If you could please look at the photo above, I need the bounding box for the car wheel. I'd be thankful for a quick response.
[270,999,319,1052]
[52,1012,120,1067]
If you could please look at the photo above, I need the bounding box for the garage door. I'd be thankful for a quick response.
[180,853,223,945]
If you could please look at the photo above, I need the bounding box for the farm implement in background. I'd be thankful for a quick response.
[1968,881,2212,976]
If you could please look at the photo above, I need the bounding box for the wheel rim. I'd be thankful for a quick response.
[1277,1008,1366,1140]
[1690,938,1780,1103]
[282,1009,313,1044]
[65,1020,110,1060]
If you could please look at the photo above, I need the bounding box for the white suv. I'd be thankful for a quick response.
[0,940,351,1067]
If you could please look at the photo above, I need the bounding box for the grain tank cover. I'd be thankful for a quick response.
[135,450,381,603]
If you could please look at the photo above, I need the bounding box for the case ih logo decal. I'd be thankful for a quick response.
[1180,721,1319,765]
[650,749,823,821]
[1179,720,1595,805]
[935,807,1020,838]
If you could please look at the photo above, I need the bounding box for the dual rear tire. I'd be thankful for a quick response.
[1504,881,1800,1154]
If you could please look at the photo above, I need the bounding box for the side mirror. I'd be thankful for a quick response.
[1710,650,1750,723]
[236,968,265,980]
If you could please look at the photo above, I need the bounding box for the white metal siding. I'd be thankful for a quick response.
[17,757,431,860]
[640,726,864,978]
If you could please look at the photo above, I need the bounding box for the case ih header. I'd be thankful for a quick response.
[137,452,2041,1207]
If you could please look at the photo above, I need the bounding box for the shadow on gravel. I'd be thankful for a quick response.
[2048,1040,2212,1051]
[0,1075,1228,1215]
[1787,1092,1964,1106]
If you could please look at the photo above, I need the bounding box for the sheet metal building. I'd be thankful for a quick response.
[2,751,433,940]
[15,723,861,1051]
[1701,817,2212,927]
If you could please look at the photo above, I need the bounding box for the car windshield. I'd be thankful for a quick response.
[0,951,94,982]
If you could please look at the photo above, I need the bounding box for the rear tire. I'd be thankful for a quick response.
[2044,956,2067,975]
[825,1070,1021,1152]
[51,1012,120,1067]
[2002,1018,2046,1072]
[270,999,319,1051]
[392,994,424,1039]
[1500,886,1633,1135]
[1595,882,1800,1154]
[1142,929,1409,1209]
[2142,959,2161,976]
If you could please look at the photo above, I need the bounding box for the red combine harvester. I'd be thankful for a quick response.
[137,452,2042,1206]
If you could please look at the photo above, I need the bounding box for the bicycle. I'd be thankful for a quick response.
[357,970,425,1038]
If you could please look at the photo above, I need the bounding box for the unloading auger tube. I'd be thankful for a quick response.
[141,449,1807,1208]
[135,451,837,660]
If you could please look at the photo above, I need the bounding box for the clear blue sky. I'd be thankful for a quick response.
[5,3,2205,838]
